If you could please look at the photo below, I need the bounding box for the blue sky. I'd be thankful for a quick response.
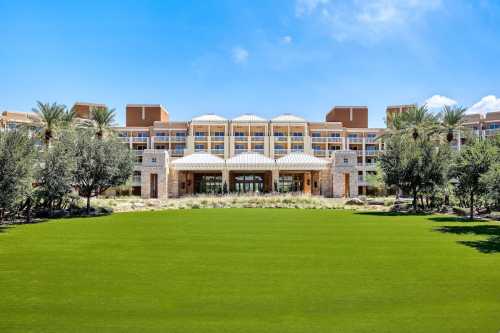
[1,0,499,127]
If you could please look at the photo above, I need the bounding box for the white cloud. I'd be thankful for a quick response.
[424,95,458,109]
[282,35,293,44]
[296,0,442,42]
[467,95,500,115]
[232,47,249,64]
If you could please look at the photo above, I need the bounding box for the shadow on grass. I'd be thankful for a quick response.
[436,225,500,254]
[354,211,432,217]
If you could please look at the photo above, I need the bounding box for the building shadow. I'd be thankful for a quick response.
[435,225,500,254]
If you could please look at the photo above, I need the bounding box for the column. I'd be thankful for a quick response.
[272,169,279,192]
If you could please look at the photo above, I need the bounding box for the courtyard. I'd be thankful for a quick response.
[0,209,499,332]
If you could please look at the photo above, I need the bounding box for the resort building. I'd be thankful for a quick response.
[2,103,499,199]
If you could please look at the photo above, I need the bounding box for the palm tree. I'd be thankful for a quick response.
[439,105,467,143]
[61,107,76,127]
[31,101,66,145]
[90,107,115,139]
[399,104,439,141]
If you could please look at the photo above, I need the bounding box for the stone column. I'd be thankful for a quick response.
[272,169,279,192]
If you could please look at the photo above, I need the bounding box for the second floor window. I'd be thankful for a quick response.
[214,144,224,149]
[312,132,320,137]
[330,133,341,137]
[175,132,186,137]
[195,132,206,137]
[214,131,225,137]
[292,132,303,137]
[235,144,246,149]
[254,144,264,149]
[274,144,285,150]
[234,131,245,137]
[274,132,285,137]
[253,132,264,137]
[348,134,358,138]
[195,144,205,150]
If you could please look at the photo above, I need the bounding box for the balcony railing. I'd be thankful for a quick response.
[235,148,248,154]
[211,135,225,141]
[366,137,377,143]
[291,136,304,142]
[251,136,265,141]
[118,137,130,143]
[170,149,184,157]
[195,135,207,141]
[132,150,144,156]
[313,149,326,157]
[154,135,169,143]
[251,148,264,154]
[131,137,148,143]
[486,128,500,136]
[171,136,186,142]
[291,148,304,153]
[311,137,342,143]
[234,136,248,141]
[211,148,225,155]
[348,137,363,143]
[274,136,287,142]
[274,149,287,155]
[195,148,207,152]
[132,176,141,185]
[365,150,380,156]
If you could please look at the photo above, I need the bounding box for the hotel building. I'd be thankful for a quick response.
[1,103,499,199]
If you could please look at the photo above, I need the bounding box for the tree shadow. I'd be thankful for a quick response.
[435,225,500,254]
[427,216,470,223]
[355,211,431,217]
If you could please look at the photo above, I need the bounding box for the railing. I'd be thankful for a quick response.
[365,150,379,156]
[234,136,248,141]
[358,175,364,182]
[171,136,186,142]
[291,148,304,153]
[486,128,500,136]
[195,135,207,141]
[348,137,363,143]
[131,137,148,143]
[132,176,141,185]
[195,148,207,152]
[211,148,225,154]
[211,135,225,141]
[132,150,144,156]
[251,148,265,154]
[313,150,326,157]
[170,149,184,157]
[251,136,264,141]
[274,136,287,142]
[274,149,287,155]
[118,137,130,143]
[355,150,363,156]
[154,135,169,142]
[235,148,248,154]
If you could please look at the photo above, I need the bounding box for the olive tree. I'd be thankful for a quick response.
[73,130,134,214]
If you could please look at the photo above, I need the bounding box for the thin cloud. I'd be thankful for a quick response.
[232,47,249,64]
[282,35,293,44]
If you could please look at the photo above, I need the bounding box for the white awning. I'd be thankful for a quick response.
[276,152,328,170]
[171,153,225,171]
[226,152,275,170]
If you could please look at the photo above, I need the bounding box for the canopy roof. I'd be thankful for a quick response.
[226,152,275,170]
[276,152,328,170]
[271,113,306,122]
[191,113,227,122]
[232,114,266,122]
[171,152,225,170]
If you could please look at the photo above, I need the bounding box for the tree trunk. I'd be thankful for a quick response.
[25,198,32,224]
[470,192,474,221]
[413,189,418,213]
[86,196,91,215]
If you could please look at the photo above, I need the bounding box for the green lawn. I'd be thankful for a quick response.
[1,209,499,333]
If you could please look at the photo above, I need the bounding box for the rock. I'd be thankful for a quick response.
[452,207,468,216]
[345,198,365,206]
[367,200,385,206]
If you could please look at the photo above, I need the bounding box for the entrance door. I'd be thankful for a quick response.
[344,173,350,198]
[150,173,158,198]
[278,174,303,193]
[233,173,265,193]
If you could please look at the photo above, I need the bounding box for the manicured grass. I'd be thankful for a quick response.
[1,209,499,333]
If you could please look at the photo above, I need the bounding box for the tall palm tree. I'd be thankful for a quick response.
[399,104,439,141]
[439,105,467,143]
[31,101,66,145]
[61,107,76,127]
[90,107,115,139]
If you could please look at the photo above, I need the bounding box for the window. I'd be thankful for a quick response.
[234,131,245,137]
[312,145,321,151]
[195,132,206,137]
[235,144,246,149]
[330,132,341,137]
[151,157,157,163]
[175,132,186,137]
[214,131,225,137]
[348,134,358,138]
[156,132,167,137]
[155,145,167,150]
[292,144,303,149]
[214,144,224,149]
[343,158,349,164]
[255,144,264,149]
[312,132,320,137]
[253,132,264,137]
[329,145,341,151]
[274,144,284,150]
[195,144,205,150]
[367,133,377,138]
[292,132,303,137]
[274,132,285,137]
[137,132,148,137]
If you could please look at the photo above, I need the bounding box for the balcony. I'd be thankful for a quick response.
[195,148,207,152]
[274,136,287,142]
[348,137,363,143]
[251,136,265,141]
[211,135,225,141]
[131,137,148,143]
[234,136,248,141]
[170,149,184,157]
[291,136,304,142]
[366,137,377,143]
[118,137,130,143]
[313,150,326,157]
[486,128,500,136]
[211,148,225,155]
[171,136,186,142]
[274,149,287,155]
[194,135,207,141]
[132,150,144,156]
[291,148,304,153]
[251,148,265,154]
[365,150,380,156]
[154,135,169,143]
[235,148,248,154]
